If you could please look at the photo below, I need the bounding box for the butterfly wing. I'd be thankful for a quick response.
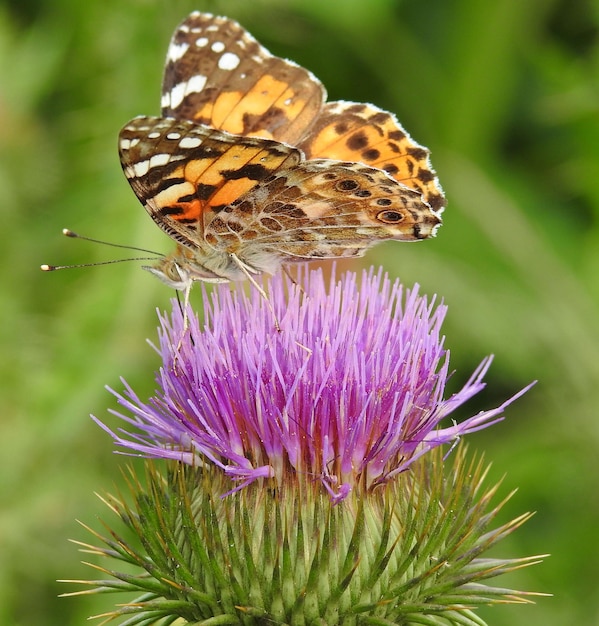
[119,12,446,285]
[161,12,326,144]
[202,158,442,265]
[119,116,440,274]
[160,13,445,217]
[119,116,302,250]
[299,101,446,214]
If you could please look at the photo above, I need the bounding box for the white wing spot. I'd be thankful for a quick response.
[167,42,190,62]
[218,52,240,70]
[149,153,171,168]
[186,74,208,97]
[166,132,181,140]
[147,132,161,139]
[168,74,207,109]
[195,36,209,47]
[211,41,225,53]
[132,160,150,177]
[179,136,202,149]
[169,83,187,110]
[120,137,140,150]
[128,123,150,132]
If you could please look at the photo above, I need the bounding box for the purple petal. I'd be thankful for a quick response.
[95,267,531,501]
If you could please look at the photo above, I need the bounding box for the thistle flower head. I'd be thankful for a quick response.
[76,268,545,625]
[99,267,529,502]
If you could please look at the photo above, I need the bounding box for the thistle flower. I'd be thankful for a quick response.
[99,267,528,502]
[74,267,545,625]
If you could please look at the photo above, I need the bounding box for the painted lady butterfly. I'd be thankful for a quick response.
[119,12,445,289]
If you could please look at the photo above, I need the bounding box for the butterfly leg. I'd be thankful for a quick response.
[229,253,281,332]
[171,280,193,359]
[282,265,306,295]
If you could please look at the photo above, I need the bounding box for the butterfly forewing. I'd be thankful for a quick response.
[119,116,303,247]
[161,12,326,144]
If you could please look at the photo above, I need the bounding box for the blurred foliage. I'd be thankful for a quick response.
[1,0,598,624]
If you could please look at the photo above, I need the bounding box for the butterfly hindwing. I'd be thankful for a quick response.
[205,158,441,260]
[299,101,446,214]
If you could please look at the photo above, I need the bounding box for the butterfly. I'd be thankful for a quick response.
[118,12,445,291]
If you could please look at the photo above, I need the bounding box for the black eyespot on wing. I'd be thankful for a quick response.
[335,179,359,192]
[377,210,404,223]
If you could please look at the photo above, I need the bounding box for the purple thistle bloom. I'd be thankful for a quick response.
[97,267,531,502]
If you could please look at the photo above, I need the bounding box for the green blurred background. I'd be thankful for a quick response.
[1,0,598,623]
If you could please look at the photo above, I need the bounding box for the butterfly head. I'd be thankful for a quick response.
[143,248,230,289]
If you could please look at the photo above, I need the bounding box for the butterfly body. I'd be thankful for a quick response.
[119,12,445,289]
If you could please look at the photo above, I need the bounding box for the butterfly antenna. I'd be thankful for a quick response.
[59,228,163,256]
[41,257,162,272]
[40,228,164,272]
